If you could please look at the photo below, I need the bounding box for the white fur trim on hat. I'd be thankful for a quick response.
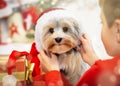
[35,8,84,52]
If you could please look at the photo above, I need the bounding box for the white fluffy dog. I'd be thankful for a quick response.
[35,8,88,85]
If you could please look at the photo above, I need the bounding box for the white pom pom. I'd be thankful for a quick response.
[2,75,17,86]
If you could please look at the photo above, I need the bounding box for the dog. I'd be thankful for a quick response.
[35,8,88,85]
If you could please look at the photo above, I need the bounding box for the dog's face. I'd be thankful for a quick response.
[42,18,80,54]
[35,10,82,54]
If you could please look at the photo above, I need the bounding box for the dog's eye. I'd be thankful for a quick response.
[63,27,68,32]
[49,28,54,33]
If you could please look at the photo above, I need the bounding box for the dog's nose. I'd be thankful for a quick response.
[55,37,62,43]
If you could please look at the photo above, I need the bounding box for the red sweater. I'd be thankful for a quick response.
[76,56,120,86]
[46,56,120,86]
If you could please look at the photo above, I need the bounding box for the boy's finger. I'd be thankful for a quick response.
[39,50,48,60]
[39,50,45,57]
[80,47,85,55]
[83,34,91,42]
[83,34,88,39]
[38,54,44,64]
[38,54,41,60]
[80,36,87,46]
[50,53,58,61]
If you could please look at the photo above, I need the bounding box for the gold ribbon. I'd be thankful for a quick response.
[25,60,34,82]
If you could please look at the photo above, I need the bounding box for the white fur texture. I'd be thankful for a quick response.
[35,9,84,51]
[2,75,17,86]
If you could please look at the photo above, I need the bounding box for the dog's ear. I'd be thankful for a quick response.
[73,20,81,34]
[68,18,82,38]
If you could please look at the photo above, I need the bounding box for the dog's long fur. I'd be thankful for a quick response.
[35,9,88,85]
[58,49,88,85]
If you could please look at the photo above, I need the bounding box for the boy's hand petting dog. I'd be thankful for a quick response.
[77,33,99,66]
[38,50,60,73]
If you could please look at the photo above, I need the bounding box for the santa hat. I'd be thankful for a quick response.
[0,0,12,18]
[35,8,83,52]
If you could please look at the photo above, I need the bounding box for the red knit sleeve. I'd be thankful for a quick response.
[76,60,102,86]
[45,70,63,86]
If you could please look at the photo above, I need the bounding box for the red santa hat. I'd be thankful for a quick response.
[35,8,83,52]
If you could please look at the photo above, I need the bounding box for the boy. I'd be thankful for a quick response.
[39,0,120,86]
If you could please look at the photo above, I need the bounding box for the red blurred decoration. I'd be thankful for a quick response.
[0,0,7,45]
[22,6,39,31]
[0,0,7,9]
[10,23,19,37]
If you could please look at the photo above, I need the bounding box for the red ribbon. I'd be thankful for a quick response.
[7,50,30,74]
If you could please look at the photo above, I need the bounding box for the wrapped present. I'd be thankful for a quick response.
[0,55,8,86]
[0,56,7,73]
[6,50,36,86]
[0,45,48,86]
[14,57,26,86]
[0,49,47,86]
[0,56,26,86]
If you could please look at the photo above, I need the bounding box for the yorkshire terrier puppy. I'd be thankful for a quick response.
[35,8,88,85]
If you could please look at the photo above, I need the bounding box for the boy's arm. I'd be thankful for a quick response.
[76,60,102,86]
[45,70,63,86]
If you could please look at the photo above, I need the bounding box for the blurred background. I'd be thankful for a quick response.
[0,0,111,60]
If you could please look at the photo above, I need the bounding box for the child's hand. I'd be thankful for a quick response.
[78,34,99,66]
[38,50,60,73]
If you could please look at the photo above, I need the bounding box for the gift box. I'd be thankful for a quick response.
[0,55,8,86]
[0,56,26,86]
[14,57,26,86]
